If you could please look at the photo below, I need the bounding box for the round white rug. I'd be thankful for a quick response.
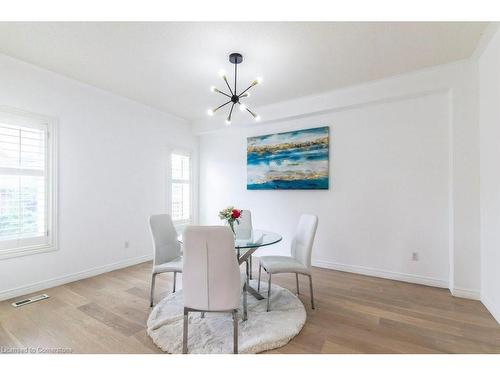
[147,280,306,354]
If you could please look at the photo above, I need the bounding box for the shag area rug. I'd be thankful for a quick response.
[147,280,306,354]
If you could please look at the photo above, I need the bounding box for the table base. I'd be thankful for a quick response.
[238,247,265,300]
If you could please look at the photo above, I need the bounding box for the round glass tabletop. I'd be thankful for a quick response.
[178,229,282,249]
[234,229,282,249]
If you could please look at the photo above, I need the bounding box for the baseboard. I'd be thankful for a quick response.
[451,287,481,300]
[0,254,153,302]
[312,259,449,289]
[482,295,500,324]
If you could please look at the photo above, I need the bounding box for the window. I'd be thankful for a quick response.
[170,152,191,225]
[0,108,57,259]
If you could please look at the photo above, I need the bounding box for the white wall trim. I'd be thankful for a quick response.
[0,254,152,302]
[447,89,455,292]
[312,259,448,289]
[482,295,500,324]
[472,22,500,60]
[311,260,481,301]
[197,88,448,135]
[451,287,481,300]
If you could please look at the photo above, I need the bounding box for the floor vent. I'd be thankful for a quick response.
[11,294,49,308]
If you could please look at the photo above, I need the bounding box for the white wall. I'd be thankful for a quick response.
[0,53,198,300]
[196,60,481,296]
[200,93,450,285]
[479,26,500,323]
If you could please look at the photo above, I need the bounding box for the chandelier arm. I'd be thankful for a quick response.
[223,76,234,96]
[216,90,232,99]
[245,107,258,118]
[238,84,254,97]
[228,103,235,119]
[214,100,232,112]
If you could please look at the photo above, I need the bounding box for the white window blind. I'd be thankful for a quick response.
[0,110,56,257]
[171,152,191,224]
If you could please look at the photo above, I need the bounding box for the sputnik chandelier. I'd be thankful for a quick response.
[207,52,262,125]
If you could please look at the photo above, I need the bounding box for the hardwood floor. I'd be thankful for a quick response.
[1,261,499,353]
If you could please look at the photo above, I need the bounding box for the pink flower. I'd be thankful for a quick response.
[231,209,241,219]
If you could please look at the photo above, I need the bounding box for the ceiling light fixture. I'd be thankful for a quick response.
[207,53,261,124]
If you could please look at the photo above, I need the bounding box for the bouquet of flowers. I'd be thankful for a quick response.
[218,206,242,235]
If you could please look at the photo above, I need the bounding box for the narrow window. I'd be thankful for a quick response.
[170,152,191,226]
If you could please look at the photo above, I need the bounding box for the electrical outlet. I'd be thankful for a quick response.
[124,241,130,249]
[412,252,419,261]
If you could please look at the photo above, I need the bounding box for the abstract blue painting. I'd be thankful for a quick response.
[247,126,329,190]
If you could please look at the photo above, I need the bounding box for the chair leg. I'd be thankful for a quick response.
[257,264,262,292]
[267,273,272,312]
[150,273,157,307]
[173,271,177,293]
[243,282,248,321]
[246,259,250,287]
[232,310,238,354]
[249,255,253,280]
[308,275,315,310]
[201,312,205,318]
[296,273,300,295]
[182,308,189,354]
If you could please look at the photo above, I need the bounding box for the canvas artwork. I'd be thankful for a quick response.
[247,126,329,190]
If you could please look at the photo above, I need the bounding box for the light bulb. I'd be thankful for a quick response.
[225,118,231,126]
[255,115,261,122]
[245,91,251,97]
[251,77,263,86]
[218,69,226,78]
[239,103,247,112]
[207,109,215,116]
[210,86,216,93]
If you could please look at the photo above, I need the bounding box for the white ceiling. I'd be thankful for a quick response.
[0,22,488,122]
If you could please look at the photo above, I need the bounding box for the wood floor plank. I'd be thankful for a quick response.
[321,339,362,354]
[126,287,150,300]
[0,322,22,348]
[1,309,64,349]
[78,302,144,337]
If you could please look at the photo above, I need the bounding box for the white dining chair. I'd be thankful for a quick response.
[234,209,254,279]
[182,225,247,354]
[234,209,252,239]
[258,214,318,312]
[148,214,183,307]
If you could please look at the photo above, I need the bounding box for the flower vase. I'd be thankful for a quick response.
[228,221,236,237]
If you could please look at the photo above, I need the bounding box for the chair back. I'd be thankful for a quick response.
[183,226,241,311]
[291,214,318,269]
[149,214,181,266]
[234,209,252,239]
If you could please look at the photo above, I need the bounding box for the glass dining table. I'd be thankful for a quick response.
[179,229,282,300]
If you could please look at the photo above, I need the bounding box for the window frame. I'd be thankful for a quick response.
[0,106,58,260]
[168,148,193,229]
